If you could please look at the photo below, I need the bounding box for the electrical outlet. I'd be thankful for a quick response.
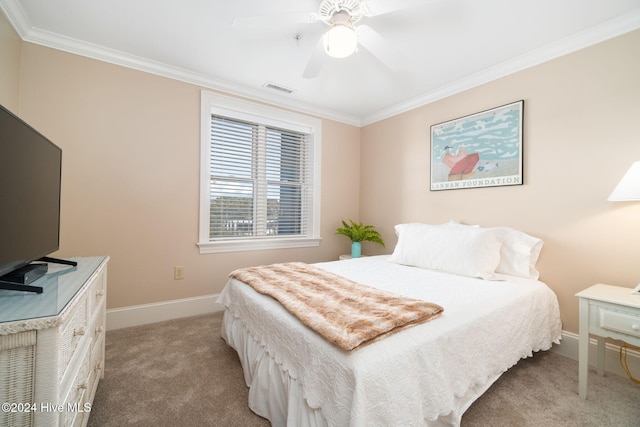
[174,266,185,280]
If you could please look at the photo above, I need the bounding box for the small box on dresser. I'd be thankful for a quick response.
[0,256,109,427]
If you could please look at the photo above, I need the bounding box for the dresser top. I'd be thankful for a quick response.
[0,256,108,324]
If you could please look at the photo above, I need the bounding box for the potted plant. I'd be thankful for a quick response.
[335,220,385,258]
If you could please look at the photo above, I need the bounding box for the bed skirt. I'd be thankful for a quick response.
[221,310,326,427]
[220,308,502,427]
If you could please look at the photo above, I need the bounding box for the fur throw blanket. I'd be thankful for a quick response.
[229,262,444,351]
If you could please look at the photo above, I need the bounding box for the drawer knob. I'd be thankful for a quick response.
[96,290,105,296]
[74,327,86,336]
[95,326,104,333]
[78,382,88,390]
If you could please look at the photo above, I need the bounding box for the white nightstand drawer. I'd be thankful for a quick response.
[599,308,640,338]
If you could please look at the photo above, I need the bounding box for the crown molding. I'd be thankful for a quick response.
[2,0,638,128]
[0,0,30,38]
[0,0,362,127]
[361,9,640,126]
[27,28,364,127]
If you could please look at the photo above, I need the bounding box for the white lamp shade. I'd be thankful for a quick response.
[608,161,640,201]
[323,24,358,58]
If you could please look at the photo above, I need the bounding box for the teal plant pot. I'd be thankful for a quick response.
[351,242,361,258]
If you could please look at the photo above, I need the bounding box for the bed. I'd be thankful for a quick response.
[216,222,562,426]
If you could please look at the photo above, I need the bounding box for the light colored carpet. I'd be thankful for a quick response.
[87,312,640,426]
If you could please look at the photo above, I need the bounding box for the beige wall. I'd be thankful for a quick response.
[361,29,640,334]
[0,10,20,111]
[14,43,361,309]
[4,10,640,335]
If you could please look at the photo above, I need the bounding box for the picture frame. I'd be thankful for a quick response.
[430,100,524,191]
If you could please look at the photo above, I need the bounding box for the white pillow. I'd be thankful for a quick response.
[388,223,502,279]
[492,227,543,279]
[445,222,543,279]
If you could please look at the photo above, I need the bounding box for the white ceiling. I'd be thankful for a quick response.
[1,0,639,126]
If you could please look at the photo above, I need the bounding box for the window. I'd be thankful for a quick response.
[198,91,322,253]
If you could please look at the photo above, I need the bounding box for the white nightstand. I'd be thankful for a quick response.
[575,284,640,399]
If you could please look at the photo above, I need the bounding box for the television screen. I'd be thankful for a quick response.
[0,104,62,280]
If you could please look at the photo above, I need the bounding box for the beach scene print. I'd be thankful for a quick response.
[430,101,523,190]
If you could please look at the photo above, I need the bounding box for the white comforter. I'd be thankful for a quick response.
[217,255,562,427]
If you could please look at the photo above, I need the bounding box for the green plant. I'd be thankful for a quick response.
[335,220,385,247]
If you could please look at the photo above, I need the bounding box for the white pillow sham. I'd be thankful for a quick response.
[492,227,543,279]
[446,221,543,279]
[388,223,502,279]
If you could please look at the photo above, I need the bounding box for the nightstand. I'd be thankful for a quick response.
[575,284,640,399]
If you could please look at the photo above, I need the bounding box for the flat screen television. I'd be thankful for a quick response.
[0,104,74,293]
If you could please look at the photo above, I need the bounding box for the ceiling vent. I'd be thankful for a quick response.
[263,82,295,94]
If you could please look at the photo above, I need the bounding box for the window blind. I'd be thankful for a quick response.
[208,115,312,240]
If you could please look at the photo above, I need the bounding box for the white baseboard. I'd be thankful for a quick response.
[106,294,223,331]
[106,297,640,380]
[550,330,640,378]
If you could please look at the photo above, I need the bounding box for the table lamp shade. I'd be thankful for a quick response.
[609,161,640,201]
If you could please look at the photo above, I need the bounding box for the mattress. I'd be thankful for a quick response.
[217,255,562,426]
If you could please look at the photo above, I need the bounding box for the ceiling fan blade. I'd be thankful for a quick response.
[361,0,432,17]
[232,12,318,29]
[357,25,406,72]
[303,38,325,79]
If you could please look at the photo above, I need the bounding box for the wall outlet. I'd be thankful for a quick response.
[174,266,185,280]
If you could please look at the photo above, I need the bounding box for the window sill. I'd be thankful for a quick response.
[197,237,322,254]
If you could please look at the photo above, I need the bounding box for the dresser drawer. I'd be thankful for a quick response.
[598,308,640,338]
[88,333,105,400]
[59,354,90,427]
[60,298,88,380]
[89,269,106,315]
[90,304,105,357]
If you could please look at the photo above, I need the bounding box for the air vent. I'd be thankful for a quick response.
[263,82,295,94]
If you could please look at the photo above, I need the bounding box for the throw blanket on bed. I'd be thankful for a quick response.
[229,262,444,351]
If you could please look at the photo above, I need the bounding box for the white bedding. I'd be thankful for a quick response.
[217,255,562,427]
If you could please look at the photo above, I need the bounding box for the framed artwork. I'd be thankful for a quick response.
[430,100,523,191]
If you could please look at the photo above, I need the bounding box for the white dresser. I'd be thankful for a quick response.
[0,256,109,427]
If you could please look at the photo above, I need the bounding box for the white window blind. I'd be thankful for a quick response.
[198,91,321,253]
[209,115,311,239]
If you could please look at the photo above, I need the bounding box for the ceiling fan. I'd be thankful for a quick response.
[232,0,425,78]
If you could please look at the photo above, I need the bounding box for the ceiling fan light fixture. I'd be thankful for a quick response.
[323,12,358,59]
